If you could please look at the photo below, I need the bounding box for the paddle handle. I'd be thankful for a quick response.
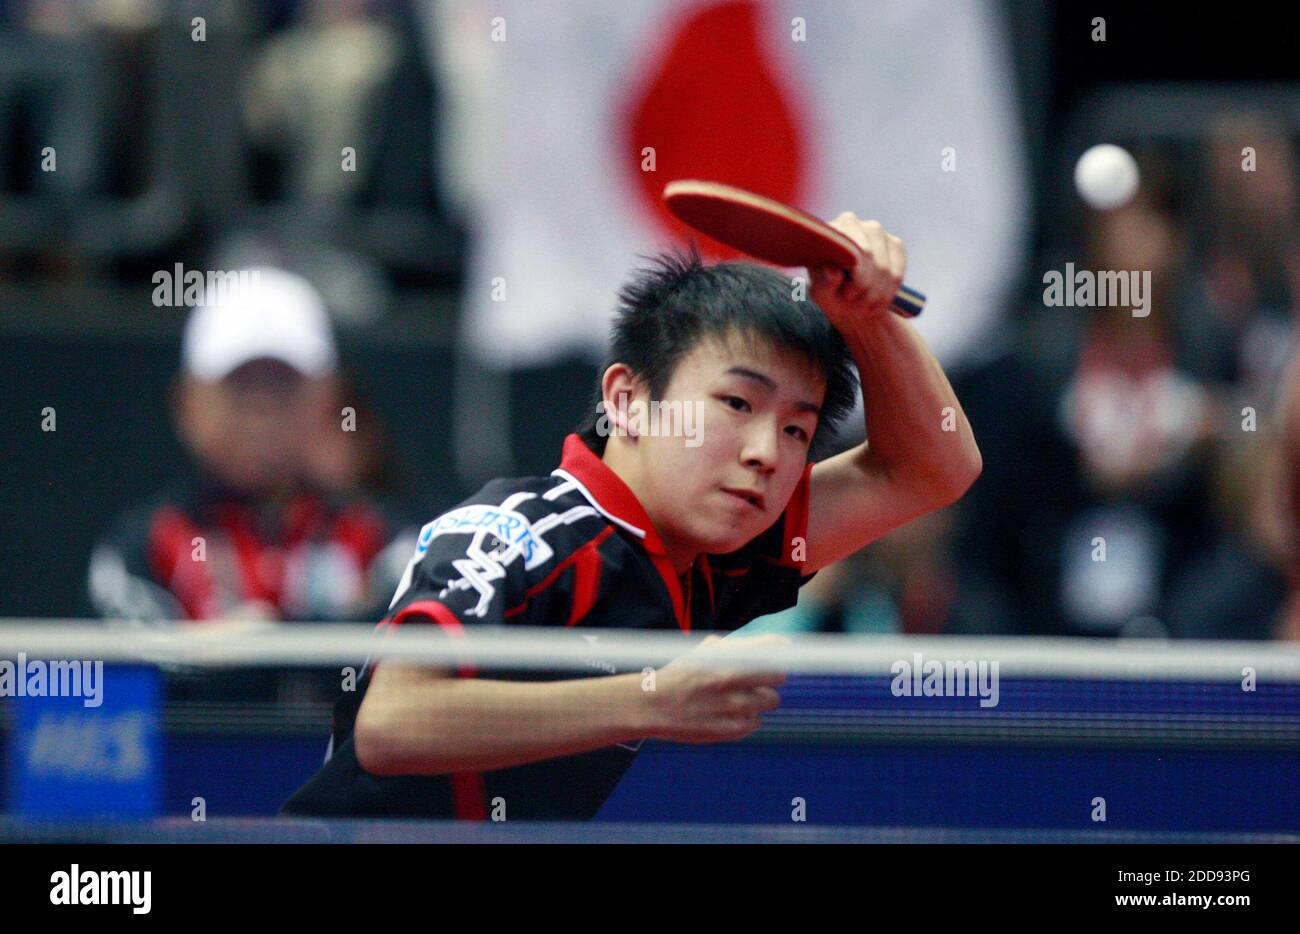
[891,284,926,318]
[832,264,925,317]
[835,274,925,317]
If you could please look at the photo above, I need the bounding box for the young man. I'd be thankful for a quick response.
[282,216,981,819]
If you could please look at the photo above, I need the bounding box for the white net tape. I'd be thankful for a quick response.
[0,620,1297,681]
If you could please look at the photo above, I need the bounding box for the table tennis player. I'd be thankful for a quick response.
[282,215,981,820]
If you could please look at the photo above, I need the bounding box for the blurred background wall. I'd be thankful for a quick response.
[1,0,1296,638]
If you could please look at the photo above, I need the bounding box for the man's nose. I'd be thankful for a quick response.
[740,421,780,473]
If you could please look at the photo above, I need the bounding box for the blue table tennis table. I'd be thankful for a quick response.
[3,672,1297,834]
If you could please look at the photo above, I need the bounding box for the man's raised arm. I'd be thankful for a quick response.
[803,215,982,574]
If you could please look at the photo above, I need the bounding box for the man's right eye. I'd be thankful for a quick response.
[720,395,751,412]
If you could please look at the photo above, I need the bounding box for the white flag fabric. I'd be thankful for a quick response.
[424,0,1029,371]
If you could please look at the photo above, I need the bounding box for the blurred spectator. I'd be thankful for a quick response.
[0,0,166,281]
[243,0,399,203]
[946,142,1297,639]
[1192,114,1299,415]
[752,511,958,636]
[1276,349,1300,638]
[1050,174,1220,634]
[1164,419,1291,640]
[87,268,414,629]
[303,374,409,500]
[1160,119,1299,639]
[953,164,1228,636]
[1201,113,1298,323]
[12,0,161,36]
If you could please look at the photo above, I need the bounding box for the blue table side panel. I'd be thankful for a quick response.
[596,743,1300,831]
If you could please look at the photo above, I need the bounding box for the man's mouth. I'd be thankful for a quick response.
[722,488,765,511]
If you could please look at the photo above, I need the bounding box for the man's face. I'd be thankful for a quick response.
[624,331,825,563]
[177,360,334,496]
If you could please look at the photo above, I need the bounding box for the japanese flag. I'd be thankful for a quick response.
[424,0,1028,371]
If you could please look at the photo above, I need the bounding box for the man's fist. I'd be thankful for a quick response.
[642,634,788,744]
[808,214,907,327]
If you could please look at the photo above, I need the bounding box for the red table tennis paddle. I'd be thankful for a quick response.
[662,179,926,318]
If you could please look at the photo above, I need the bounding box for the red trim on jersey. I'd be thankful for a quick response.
[559,436,665,551]
[697,555,715,614]
[384,599,487,820]
[565,527,610,626]
[501,526,616,622]
[382,600,480,684]
[558,434,689,631]
[770,461,815,570]
[449,772,489,822]
[653,554,688,631]
[388,600,476,675]
[390,598,465,633]
[682,565,693,631]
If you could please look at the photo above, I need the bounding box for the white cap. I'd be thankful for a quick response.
[181,268,337,381]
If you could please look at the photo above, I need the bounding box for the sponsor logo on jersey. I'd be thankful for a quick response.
[417,505,553,570]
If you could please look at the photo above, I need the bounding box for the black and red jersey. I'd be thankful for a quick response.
[281,433,815,820]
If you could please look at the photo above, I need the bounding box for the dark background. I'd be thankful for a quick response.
[1,1,1296,621]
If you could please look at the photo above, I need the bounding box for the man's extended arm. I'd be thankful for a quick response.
[355,666,648,774]
[354,635,786,775]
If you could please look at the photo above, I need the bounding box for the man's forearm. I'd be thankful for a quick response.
[355,666,652,776]
[841,310,981,494]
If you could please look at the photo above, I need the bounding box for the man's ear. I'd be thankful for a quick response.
[600,363,645,438]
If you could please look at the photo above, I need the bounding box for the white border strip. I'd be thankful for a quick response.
[0,621,1296,681]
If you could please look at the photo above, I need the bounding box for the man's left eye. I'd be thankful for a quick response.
[786,426,810,443]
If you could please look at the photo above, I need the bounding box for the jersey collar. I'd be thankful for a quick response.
[552,434,691,631]
[552,434,668,555]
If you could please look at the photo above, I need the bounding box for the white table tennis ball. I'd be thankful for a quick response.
[1074,144,1139,210]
